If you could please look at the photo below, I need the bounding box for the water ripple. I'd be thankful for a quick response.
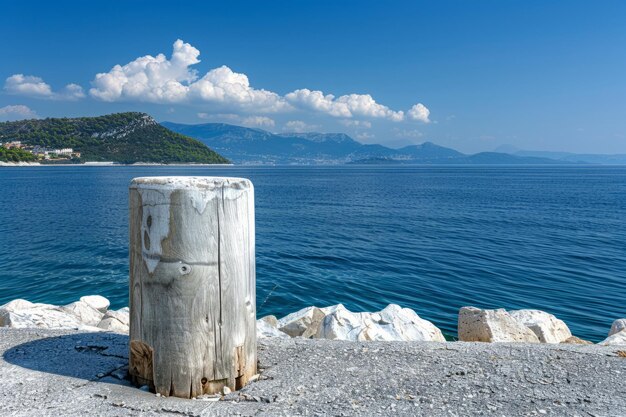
[1,165,625,342]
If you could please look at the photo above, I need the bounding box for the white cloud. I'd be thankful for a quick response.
[90,39,286,112]
[4,75,52,97]
[63,83,86,99]
[198,112,238,121]
[197,112,275,128]
[90,39,199,103]
[0,105,38,121]
[283,120,320,133]
[241,116,275,128]
[339,119,372,128]
[285,89,404,121]
[188,66,287,112]
[4,74,84,100]
[89,40,430,121]
[407,103,430,123]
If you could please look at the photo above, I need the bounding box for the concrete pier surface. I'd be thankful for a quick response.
[1,328,625,416]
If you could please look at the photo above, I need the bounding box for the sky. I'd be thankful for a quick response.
[1,0,625,153]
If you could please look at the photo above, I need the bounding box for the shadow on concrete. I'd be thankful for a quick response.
[3,332,132,385]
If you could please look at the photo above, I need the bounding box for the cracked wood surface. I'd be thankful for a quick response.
[129,177,257,398]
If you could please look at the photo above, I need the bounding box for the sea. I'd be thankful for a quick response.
[0,165,624,341]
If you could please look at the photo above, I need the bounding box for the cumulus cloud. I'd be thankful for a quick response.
[63,84,86,99]
[240,115,275,128]
[90,39,199,103]
[407,103,430,123]
[90,39,286,112]
[285,89,404,121]
[89,40,430,122]
[197,112,275,128]
[4,75,52,97]
[198,112,237,121]
[188,66,286,112]
[0,105,38,121]
[283,120,320,133]
[4,74,85,100]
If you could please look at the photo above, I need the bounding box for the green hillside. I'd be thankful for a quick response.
[0,112,229,164]
[0,146,36,163]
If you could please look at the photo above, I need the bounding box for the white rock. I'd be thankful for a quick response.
[609,319,626,336]
[80,295,110,313]
[97,317,129,334]
[102,308,130,327]
[509,309,572,343]
[317,304,445,342]
[0,299,100,331]
[256,319,289,339]
[378,304,446,342]
[0,299,35,311]
[277,306,326,338]
[96,308,130,333]
[320,304,345,315]
[315,304,364,340]
[62,301,105,326]
[259,315,278,328]
[458,307,540,343]
[600,330,626,346]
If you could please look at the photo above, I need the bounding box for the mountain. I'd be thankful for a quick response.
[495,145,626,165]
[0,113,228,164]
[163,122,367,164]
[513,151,626,165]
[277,132,357,144]
[351,152,562,165]
[395,142,465,160]
[163,121,571,165]
[458,152,563,164]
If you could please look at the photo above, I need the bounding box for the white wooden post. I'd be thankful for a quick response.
[129,176,256,398]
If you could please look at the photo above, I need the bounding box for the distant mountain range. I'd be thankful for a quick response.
[494,145,626,165]
[0,113,228,164]
[163,122,571,165]
[2,114,622,166]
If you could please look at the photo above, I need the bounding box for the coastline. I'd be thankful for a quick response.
[1,296,624,346]
[0,161,235,167]
[3,161,626,168]
[0,161,41,167]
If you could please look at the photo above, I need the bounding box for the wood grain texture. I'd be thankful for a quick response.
[129,176,256,398]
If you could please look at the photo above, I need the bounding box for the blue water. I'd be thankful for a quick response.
[0,166,624,341]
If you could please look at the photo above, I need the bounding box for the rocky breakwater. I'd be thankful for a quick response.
[258,303,446,342]
[262,304,626,347]
[457,306,626,346]
[603,318,626,346]
[0,296,129,333]
[1,296,624,347]
[0,297,445,342]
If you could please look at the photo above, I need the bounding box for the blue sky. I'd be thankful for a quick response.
[1,0,625,153]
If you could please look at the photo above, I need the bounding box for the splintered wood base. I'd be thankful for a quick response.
[128,177,257,398]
